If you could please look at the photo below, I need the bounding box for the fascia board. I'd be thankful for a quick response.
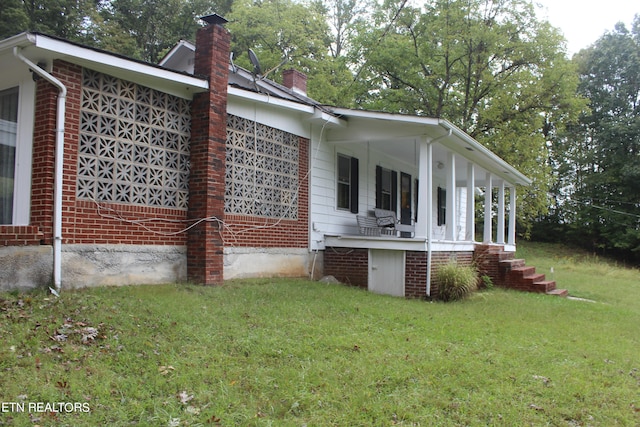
[330,107,440,126]
[0,32,36,51]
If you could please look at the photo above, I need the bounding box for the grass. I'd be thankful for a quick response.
[0,241,638,426]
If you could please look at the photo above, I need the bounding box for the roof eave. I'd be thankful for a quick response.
[3,32,208,99]
[438,119,532,186]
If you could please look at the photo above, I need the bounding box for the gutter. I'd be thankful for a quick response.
[14,46,66,294]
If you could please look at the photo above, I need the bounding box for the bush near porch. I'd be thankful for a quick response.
[0,242,638,426]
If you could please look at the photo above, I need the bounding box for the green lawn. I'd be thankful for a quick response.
[0,242,638,426]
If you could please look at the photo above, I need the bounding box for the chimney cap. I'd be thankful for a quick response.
[200,14,228,26]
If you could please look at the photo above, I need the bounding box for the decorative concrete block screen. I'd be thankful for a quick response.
[225,114,299,219]
[77,69,191,209]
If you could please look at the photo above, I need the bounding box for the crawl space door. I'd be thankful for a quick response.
[368,249,405,297]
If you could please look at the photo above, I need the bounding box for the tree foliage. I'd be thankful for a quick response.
[547,16,640,261]
[227,0,355,105]
[351,0,586,232]
[0,0,98,40]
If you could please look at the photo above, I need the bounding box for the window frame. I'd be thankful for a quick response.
[375,165,398,213]
[336,153,359,213]
[0,80,35,226]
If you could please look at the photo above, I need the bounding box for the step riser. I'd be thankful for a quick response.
[477,246,566,297]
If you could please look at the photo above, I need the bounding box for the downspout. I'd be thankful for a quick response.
[425,128,452,297]
[14,47,66,294]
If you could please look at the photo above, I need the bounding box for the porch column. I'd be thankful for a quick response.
[483,172,492,243]
[508,186,516,245]
[445,151,456,241]
[415,138,431,239]
[466,163,475,242]
[497,180,505,244]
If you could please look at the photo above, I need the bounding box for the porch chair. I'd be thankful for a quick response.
[374,208,415,237]
[356,215,383,236]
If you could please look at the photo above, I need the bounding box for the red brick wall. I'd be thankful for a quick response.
[223,136,309,248]
[323,247,368,288]
[325,247,474,299]
[26,72,58,245]
[405,251,428,298]
[0,226,44,246]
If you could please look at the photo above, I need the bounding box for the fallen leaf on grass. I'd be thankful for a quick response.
[79,327,99,344]
[206,414,221,424]
[532,375,551,386]
[185,405,200,415]
[158,365,175,375]
[51,333,68,342]
[177,391,193,404]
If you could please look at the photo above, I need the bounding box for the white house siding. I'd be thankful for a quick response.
[310,138,471,250]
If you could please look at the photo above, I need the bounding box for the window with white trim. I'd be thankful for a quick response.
[337,153,358,213]
[0,87,18,224]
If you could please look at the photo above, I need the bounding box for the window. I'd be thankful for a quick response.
[0,87,18,224]
[437,186,446,226]
[376,165,397,212]
[337,154,358,213]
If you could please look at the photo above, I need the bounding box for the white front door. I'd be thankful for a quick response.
[368,249,405,297]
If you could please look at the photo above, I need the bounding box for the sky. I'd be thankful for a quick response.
[535,0,639,55]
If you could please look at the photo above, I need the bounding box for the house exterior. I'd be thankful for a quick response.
[0,16,537,298]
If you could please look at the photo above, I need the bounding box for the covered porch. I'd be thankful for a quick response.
[315,110,530,250]
[312,110,531,298]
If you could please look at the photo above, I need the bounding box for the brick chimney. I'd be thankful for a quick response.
[187,14,230,285]
[283,69,307,96]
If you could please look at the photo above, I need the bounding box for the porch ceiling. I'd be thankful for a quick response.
[325,108,531,186]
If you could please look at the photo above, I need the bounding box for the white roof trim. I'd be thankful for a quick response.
[330,107,440,126]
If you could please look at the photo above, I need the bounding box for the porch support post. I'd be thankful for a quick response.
[497,180,505,244]
[508,186,516,245]
[415,138,431,239]
[445,151,456,241]
[466,163,475,242]
[483,172,492,243]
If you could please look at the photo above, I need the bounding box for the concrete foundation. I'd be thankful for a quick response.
[62,244,187,288]
[0,246,53,291]
[224,247,322,280]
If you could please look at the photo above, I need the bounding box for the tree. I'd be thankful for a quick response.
[227,0,354,105]
[101,0,222,62]
[351,0,586,233]
[0,0,98,40]
[0,0,29,39]
[560,16,640,260]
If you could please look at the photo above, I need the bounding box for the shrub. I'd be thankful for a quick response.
[436,262,478,302]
